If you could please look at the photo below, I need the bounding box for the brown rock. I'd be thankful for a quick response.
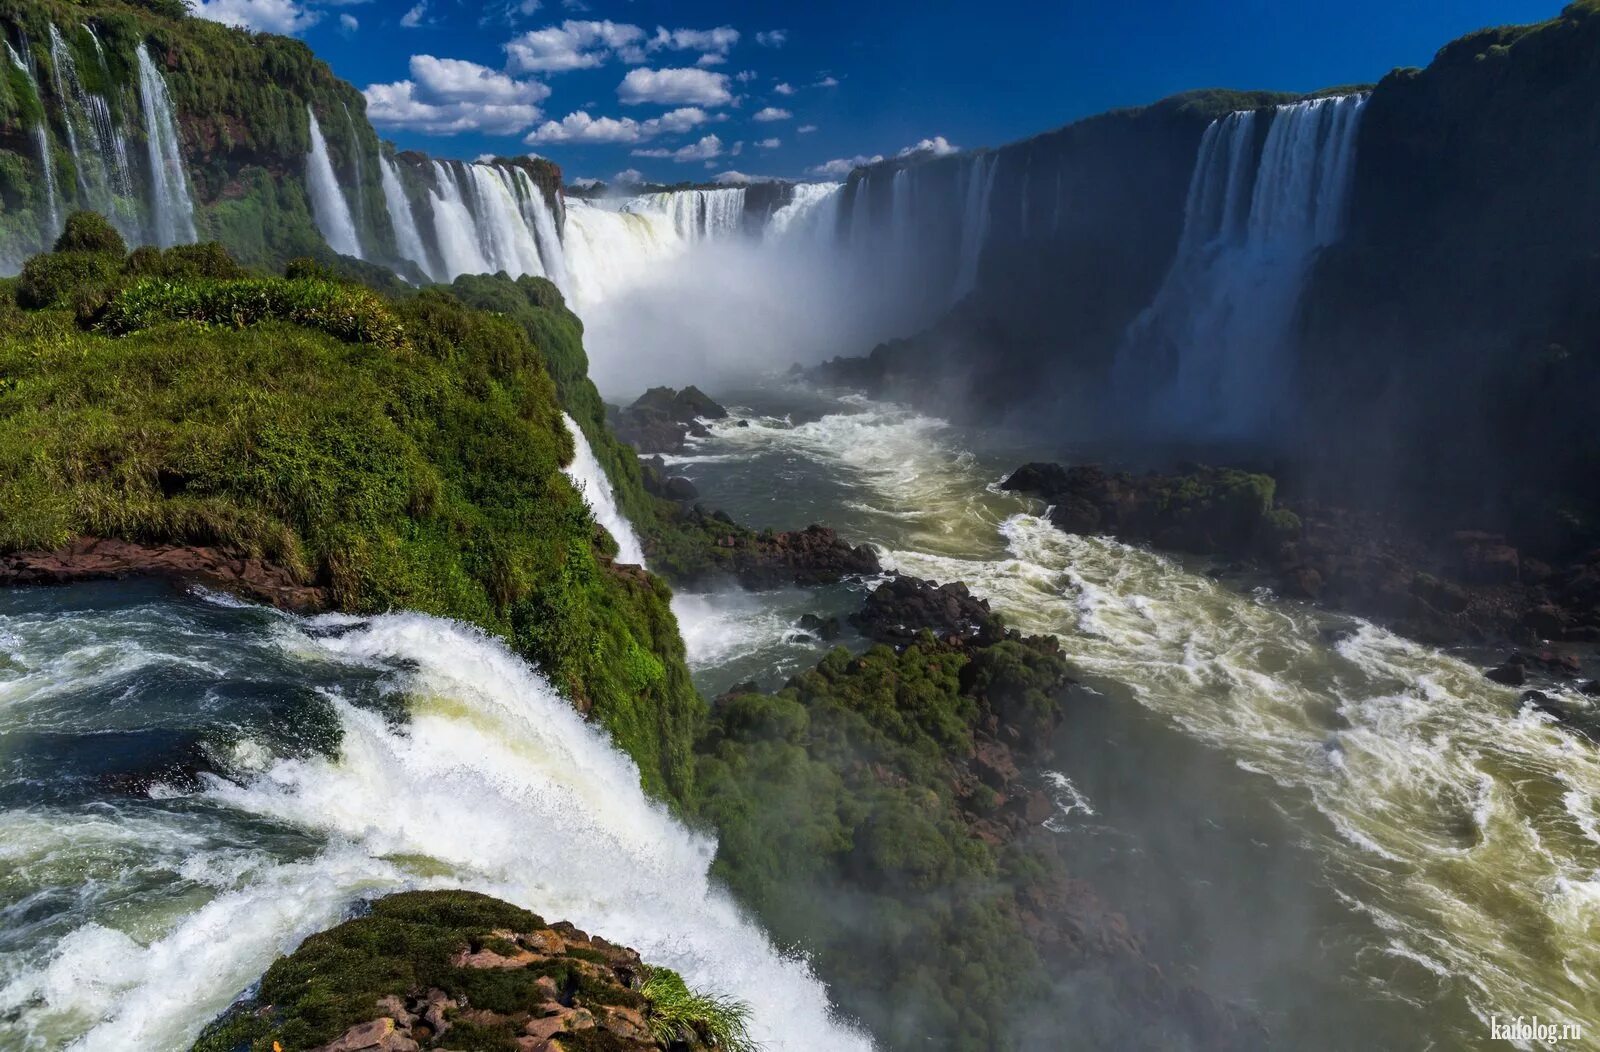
[310,1018,420,1052]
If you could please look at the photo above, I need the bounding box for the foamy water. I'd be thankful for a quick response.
[0,590,870,1051]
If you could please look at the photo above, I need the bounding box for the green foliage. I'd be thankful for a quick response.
[16,249,122,309]
[693,633,1072,1050]
[98,275,408,348]
[639,967,758,1052]
[0,241,703,800]
[53,210,126,255]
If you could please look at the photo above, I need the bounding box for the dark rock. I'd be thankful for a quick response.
[798,613,842,641]
[850,574,995,647]
[609,386,728,454]
[661,475,699,502]
[1486,662,1527,686]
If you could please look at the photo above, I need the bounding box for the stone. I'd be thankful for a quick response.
[311,1018,420,1052]
[1486,662,1527,686]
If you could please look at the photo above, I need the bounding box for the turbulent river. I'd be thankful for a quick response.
[667,384,1600,1051]
[3,381,1598,1051]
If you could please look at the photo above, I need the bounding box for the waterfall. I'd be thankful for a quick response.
[951,153,998,300]
[135,45,196,248]
[1115,94,1369,436]
[624,188,746,242]
[4,42,59,244]
[511,166,569,293]
[560,199,683,310]
[464,163,545,277]
[561,412,646,565]
[304,105,363,259]
[379,155,433,280]
[426,161,487,278]
[764,182,842,242]
[47,25,135,237]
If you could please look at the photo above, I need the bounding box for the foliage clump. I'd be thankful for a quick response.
[53,210,127,255]
[639,966,758,1052]
[98,274,408,348]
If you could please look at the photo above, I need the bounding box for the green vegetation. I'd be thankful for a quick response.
[639,967,758,1052]
[692,629,1074,1050]
[0,231,702,799]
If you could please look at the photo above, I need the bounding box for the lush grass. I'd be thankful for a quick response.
[0,237,703,800]
[639,966,758,1052]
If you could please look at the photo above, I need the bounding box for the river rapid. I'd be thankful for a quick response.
[667,382,1600,1051]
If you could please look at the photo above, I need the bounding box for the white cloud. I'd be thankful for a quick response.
[338,12,358,33]
[730,140,743,156]
[648,26,739,60]
[797,124,817,134]
[524,105,712,144]
[617,67,732,106]
[756,29,787,47]
[612,168,644,185]
[410,55,550,105]
[899,135,959,157]
[504,20,646,73]
[807,153,882,178]
[734,70,758,83]
[752,106,790,122]
[400,1,427,27]
[632,133,723,163]
[814,75,840,87]
[714,170,753,184]
[476,152,497,163]
[694,52,726,67]
[190,0,320,35]
[569,176,601,188]
[481,0,541,26]
[773,82,794,96]
[756,137,780,149]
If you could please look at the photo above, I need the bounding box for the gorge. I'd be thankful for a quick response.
[0,1,1598,1051]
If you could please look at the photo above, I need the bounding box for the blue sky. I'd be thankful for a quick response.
[192,0,1563,184]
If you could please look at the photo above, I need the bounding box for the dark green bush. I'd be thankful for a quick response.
[16,251,123,309]
[52,210,126,255]
[98,276,408,349]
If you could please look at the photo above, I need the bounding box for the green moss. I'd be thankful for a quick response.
[0,240,703,800]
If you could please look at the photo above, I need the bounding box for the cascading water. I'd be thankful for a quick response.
[427,160,490,277]
[463,163,546,277]
[560,412,647,565]
[561,198,686,309]
[3,42,59,247]
[625,187,747,242]
[764,182,842,243]
[0,583,872,1051]
[1115,94,1368,436]
[340,101,369,239]
[951,152,998,300]
[46,25,135,237]
[304,105,363,259]
[511,166,569,292]
[135,45,196,248]
[379,154,433,279]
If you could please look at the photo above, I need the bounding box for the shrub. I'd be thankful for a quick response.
[98,276,408,349]
[640,966,758,1052]
[52,211,126,255]
[16,251,122,310]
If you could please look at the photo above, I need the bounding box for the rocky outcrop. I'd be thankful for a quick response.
[609,386,728,454]
[191,891,741,1052]
[850,574,997,647]
[651,505,881,588]
[0,537,328,611]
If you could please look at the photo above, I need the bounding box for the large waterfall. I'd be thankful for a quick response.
[135,45,196,247]
[624,188,747,242]
[4,42,60,248]
[47,25,136,238]
[379,154,433,279]
[305,106,363,259]
[1115,94,1368,435]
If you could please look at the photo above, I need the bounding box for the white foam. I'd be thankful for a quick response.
[561,412,647,566]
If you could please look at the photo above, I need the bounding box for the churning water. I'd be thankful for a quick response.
[0,582,871,1052]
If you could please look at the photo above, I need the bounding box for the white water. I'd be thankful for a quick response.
[3,43,59,246]
[427,161,490,277]
[463,163,546,278]
[676,392,1600,1044]
[561,199,686,310]
[46,25,135,241]
[952,153,999,300]
[304,106,363,259]
[512,166,570,292]
[0,601,870,1051]
[1116,95,1368,436]
[135,45,196,248]
[764,182,842,243]
[379,154,433,279]
[625,188,747,243]
[561,412,647,565]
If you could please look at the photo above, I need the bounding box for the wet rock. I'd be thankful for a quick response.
[610,386,728,454]
[1486,661,1527,686]
[850,574,995,646]
[310,1018,419,1052]
[666,507,881,588]
[798,613,842,641]
[661,475,699,502]
[1451,531,1521,586]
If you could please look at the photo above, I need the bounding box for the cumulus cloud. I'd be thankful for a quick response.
[797,124,818,134]
[814,75,840,87]
[363,55,549,135]
[773,82,794,96]
[190,0,320,35]
[807,152,883,178]
[752,106,790,122]
[648,26,739,61]
[632,133,723,162]
[568,176,601,188]
[524,106,713,144]
[505,20,646,73]
[338,12,358,33]
[899,135,959,157]
[617,67,732,106]
[612,167,645,185]
[734,70,758,83]
[756,29,787,47]
[400,1,427,27]
[756,137,780,149]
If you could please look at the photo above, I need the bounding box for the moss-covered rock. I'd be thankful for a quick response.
[189,890,750,1052]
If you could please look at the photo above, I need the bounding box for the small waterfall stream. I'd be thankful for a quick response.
[4,42,60,246]
[379,154,433,279]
